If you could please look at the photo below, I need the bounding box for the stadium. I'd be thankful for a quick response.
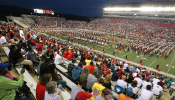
[0,0,175,100]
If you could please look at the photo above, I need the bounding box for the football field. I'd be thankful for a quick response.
[47,32,175,76]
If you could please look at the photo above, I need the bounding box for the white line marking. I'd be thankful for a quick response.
[167,56,175,73]
[121,52,132,57]
[148,55,162,67]
[148,59,157,67]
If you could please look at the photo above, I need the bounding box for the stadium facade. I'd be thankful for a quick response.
[102,1,175,21]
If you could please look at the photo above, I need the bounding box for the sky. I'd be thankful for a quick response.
[0,0,169,17]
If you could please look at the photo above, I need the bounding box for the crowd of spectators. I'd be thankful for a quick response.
[33,16,87,28]
[32,16,175,46]
[0,18,175,100]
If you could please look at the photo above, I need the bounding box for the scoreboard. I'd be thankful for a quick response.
[34,8,54,15]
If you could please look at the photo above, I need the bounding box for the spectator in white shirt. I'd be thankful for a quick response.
[139,85,153,100]
[54,54,63,65]
[19,30,25,41]
[169,82,175,95]
[129,80,138,99]
[152,77,160,85]
[116,75,127,89]
[134,74,143,88]
[152,82,163,100]
[123,62,128,70]
[142,79,152,90]
[0,33,8,45]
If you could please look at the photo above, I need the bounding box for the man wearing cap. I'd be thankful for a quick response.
[67,46,74,60]
[95,89,111,100]
[118,87,134,100]
[75,91,92,100]
[0,63,28,100]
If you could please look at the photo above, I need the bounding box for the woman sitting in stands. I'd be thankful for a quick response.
[36,73,52,100]
[44,81,63,100]
[103,74,112,91]
[80,67,89,80]
[48,49,55,62]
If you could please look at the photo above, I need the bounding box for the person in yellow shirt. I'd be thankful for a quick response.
[90,77,105,100]
[85,57,91,66]
[118,87,134,100]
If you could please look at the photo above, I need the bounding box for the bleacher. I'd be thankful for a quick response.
[2,46,72,100]
[21,15,36,28]
[7,16,30,28]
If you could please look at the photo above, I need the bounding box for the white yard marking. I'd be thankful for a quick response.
[118,51,123,53]
[121,52,132,57]
[167,56,175,73]
[166,64,169,67]
[148,59,157,67]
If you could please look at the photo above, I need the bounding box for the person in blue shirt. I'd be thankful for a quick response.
[111,70,119,82]
[128,65,135,73]
[110,64,115,72]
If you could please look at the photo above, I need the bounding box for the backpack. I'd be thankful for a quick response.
[115,85,124,94]
[72,66,83,81]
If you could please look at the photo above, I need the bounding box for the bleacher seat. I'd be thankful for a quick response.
[16,68,37,99]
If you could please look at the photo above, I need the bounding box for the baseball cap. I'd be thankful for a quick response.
[102,88,111,96]
[0,63,9,71]
[76,91,92,100]
[126,87,133,96]
[69,46,72,49]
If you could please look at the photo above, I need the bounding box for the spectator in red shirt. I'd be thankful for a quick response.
[67,48,74,60]
[63,48,69,58]
[26,33,30,40]
[36,73,52,100]
[32,39,36,47]
[103,59,108,67]
[103,67,111,77]
[37,42,43,54]
[87,62,95,74]
[145,70,151,79]
[118,68,123,79]
[159,78,164,88]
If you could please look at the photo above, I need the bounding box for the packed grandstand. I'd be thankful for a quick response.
[0,1,175,100]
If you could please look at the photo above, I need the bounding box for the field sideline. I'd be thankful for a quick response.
[46,32,175,76]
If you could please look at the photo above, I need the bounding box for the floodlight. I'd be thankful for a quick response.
[103,7,175,12]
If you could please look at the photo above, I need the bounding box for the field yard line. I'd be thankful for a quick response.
[148,55,161,67]
[133,55,144,62]
[167,56,175,73]
[121,52,132,57]
[148,59,157,67]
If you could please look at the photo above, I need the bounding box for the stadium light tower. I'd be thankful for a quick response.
[103,7,175,11]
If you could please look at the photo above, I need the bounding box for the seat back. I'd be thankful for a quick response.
[115,85,124,94]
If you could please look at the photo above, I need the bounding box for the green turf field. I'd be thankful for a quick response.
[47,32,175,76]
